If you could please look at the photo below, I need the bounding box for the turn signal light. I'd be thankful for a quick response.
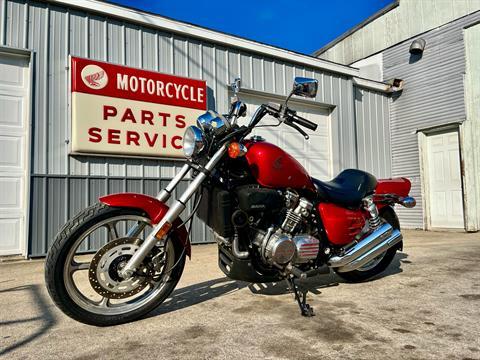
[228,142,247,158]
[154,221,172,240]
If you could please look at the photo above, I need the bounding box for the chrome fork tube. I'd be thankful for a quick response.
[120,145,228,278]
[125,163,191,238]
[157,163,191,202]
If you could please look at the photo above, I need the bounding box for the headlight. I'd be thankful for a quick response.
[183,125,205,158]
[197,110,231,136]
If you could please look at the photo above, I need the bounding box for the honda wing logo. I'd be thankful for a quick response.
[81,64,108,90]
[85,70,105,87]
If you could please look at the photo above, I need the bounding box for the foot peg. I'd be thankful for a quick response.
[287,265,330,280]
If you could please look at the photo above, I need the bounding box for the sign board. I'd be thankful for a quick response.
[71,57,207,158]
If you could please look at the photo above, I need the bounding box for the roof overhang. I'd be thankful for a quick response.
[48,0,360,77]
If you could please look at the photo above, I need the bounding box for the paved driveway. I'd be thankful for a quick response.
[1,230,479,359]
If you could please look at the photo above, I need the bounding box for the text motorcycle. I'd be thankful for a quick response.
[45,77,416,325]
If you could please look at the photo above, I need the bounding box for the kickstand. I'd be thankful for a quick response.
[286,276,315,317]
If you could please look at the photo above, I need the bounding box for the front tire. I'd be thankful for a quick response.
[45,203,186,326]
[334,207,401,283]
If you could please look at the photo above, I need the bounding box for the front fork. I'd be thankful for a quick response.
[119,144,228,279]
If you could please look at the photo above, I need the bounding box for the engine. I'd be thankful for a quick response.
[198,184,321,269]
[250,190,320,267]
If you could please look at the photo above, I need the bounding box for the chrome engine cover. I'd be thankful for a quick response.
[264,232,296,265]
[293,234,320,263]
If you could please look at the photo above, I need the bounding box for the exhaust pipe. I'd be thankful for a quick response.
[328,223,403,272]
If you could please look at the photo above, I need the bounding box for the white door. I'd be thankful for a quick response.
[239,93,332,180]
[0,53,30,255]
[426,131,464,229]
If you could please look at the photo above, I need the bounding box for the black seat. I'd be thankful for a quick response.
[312,169,377,208]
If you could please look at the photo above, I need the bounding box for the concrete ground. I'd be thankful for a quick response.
[1,230,479,360]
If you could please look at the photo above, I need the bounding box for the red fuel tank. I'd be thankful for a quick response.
[244,141,315,192]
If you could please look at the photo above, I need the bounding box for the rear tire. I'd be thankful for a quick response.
[45,203,186,326]
[334,207,401,283]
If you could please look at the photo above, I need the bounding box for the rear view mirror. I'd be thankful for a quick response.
[231,78,241,95]
[292,77,318,98]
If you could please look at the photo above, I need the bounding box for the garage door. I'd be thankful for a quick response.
[238,93,332,180]
[0,53,30,255]
[426,131,464,229]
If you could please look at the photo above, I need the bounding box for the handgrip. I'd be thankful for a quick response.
[291,113,317,131]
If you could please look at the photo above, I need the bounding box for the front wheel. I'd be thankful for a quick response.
[45,203,186,326]
[334,208,401,283]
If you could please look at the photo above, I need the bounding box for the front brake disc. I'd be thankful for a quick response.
[88,237,150,299]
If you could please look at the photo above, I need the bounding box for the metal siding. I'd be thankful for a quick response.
[106,19,123,63]
[187,39,201,79]
[173,35,187,77]
[252,55,262,91]
[215,46,228,114]
[5,0,26,48]
[28,2,49,174]
[48,6,68,175]
[227,49,239,82]
[124,23,140,67]
[319,0,480,65]
[354,87,392,178]
[0,0,5,45]
[274,62,285,95]
[157,30,172,73]
[263,59,274,93]
[89,15,106,61]
[202,43,215,110]
[141,28,156,71]
[383,13,480,228]
[463,23,480,230]
[2,0,367,255]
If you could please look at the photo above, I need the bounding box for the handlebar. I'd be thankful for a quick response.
[289,112,317,131]
[287,109,318,131]
[245,103,318,141]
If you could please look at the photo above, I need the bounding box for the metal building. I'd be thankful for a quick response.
[315,0,480,232]
[0,0,395,257]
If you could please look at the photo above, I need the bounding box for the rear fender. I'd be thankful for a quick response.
[99,193,191,258]
[375,177,412,211]
[375,177,411,197]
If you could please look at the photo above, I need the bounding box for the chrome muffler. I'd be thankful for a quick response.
[328,223,403,273]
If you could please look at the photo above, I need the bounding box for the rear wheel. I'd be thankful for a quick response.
[334,208,401,283]
[45,203,186,326]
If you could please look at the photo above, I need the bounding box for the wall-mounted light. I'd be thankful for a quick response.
[409,38,426,55]
[386,78,404,92]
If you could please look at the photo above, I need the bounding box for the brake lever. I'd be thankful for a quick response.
[285,120,309,140]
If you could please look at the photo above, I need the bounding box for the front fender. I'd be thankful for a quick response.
[99,193,191,257]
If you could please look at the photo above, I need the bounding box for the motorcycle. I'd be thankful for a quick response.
[45,77,416,326]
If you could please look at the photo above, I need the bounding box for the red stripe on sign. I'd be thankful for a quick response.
[71,57,207,111]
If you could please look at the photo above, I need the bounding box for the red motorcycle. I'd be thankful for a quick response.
[45,77,415,326]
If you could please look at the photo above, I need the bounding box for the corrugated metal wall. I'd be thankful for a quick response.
[354,87,391,178]
[383,12,480,228]
[0,0,375,256]
[318,0,480,65]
